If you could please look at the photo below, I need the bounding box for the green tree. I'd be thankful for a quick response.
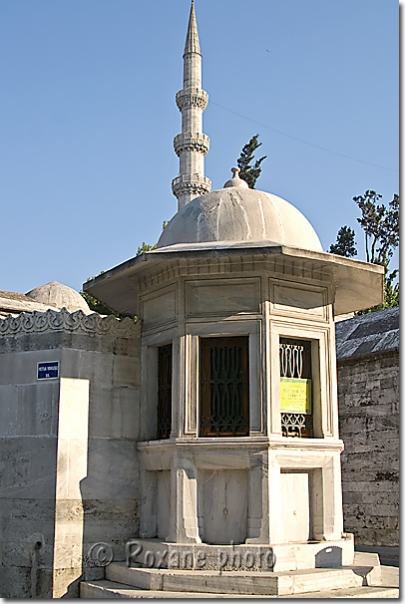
[329,226,357,257]
[354,191,399,314]
[237,134,267,189]
[354,191,399,267]
[136,242,156,255]
[330,191,399,313]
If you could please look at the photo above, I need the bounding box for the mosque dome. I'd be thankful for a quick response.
[157,168,323,252]
[26,281,92,314]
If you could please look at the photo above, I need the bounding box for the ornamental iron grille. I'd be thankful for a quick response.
[157,344,172,439]
[200,337,249,437]
[280,338,313,438]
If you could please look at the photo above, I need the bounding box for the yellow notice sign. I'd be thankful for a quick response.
[280,378,312,414]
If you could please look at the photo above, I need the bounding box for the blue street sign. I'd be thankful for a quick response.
[37,361,59,380]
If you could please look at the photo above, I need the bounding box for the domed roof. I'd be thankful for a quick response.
[157,171,322,252]
[26,281,92,314]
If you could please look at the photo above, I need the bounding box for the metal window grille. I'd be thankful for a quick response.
[157,344,172,439]
[200,337,249,437]
[280,338,313,438]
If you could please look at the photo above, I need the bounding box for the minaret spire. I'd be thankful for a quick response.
[184,0,200,56]
[172,1,211,210]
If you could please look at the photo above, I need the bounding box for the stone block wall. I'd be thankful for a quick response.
[337,351,399,548]
[0,309,141,598]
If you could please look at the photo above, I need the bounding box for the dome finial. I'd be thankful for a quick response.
[224,166,249,189]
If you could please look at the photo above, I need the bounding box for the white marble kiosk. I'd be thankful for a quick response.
[84,1,384,573]
[85,176,384,572]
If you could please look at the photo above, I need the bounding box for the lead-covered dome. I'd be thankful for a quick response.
[157,170,322,252]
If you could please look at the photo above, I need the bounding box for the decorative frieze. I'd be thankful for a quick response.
[0,307,140,338]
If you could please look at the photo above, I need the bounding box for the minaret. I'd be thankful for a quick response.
[172,0,211,210]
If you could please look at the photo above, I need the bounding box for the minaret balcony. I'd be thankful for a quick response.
[176,88,209,111]
[174,133,210,157]
[172,174,212,199]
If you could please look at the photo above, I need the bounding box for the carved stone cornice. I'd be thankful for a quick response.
[0,307,141,338]
[135,254,333,294]
[176,88,209,111]
[174,133,210,156]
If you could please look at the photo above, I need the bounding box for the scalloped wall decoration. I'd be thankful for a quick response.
[0,308,141,338]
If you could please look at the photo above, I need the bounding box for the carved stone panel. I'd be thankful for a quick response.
[200,469,248,544]
[143,287,177,328]
[280,471,310,543]
[271,282,328,321]
[185,279,260,317]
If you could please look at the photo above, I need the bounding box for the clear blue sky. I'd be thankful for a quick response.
[1,0,399,294]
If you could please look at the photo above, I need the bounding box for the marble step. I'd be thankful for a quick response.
[80,579,399,599]
[126,538,355,572]
[356,546,399,568]
[105,562,372,596]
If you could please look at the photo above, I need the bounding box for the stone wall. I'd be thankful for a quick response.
[337,350,399,548]
[0,309,141,598]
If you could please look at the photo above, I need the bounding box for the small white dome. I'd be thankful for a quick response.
[26,281,92,314]
[157,186,322,252]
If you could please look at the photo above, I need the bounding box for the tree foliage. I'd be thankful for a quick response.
[237,134,267,189]
[330,190,399,313]
[329,226,357,257]
[136,242,156,256]
[353,191,399,267]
